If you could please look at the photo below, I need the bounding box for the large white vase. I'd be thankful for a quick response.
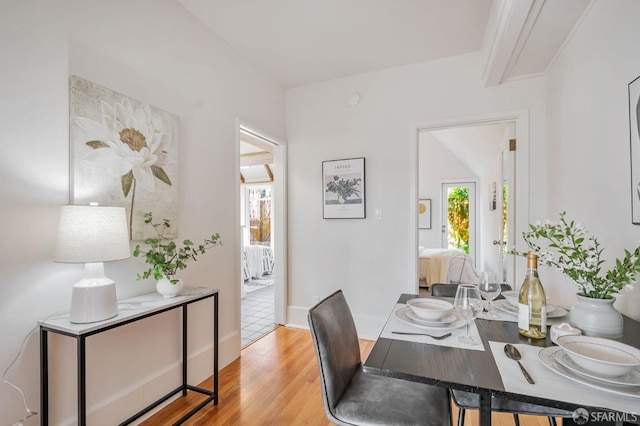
[156,276,184,298]
[569,294,623,339]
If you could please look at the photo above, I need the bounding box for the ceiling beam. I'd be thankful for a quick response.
[241,151,273,167]
[264,164,273,182]
[481,0,544,87]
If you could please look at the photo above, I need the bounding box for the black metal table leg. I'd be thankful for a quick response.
[40,329,48,426]
[479,391,492,426]
[214,293,218,405]
[182,304,188,396]
[78,336,86,426]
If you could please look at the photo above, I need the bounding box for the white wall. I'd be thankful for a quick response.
[544,0,640,317]
[0,1,285,424]
[285,53,547,338]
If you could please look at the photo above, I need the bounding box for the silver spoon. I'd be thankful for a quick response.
[504,344,535,384]
[392,331,452,340]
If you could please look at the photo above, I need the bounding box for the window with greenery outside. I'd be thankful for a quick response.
[447,187,469,254]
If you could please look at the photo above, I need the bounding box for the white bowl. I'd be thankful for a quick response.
[502,290,519,307]
[406,298,453,321]
[557,335,640,378]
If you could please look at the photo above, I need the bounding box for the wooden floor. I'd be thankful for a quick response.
[141,326,555,426]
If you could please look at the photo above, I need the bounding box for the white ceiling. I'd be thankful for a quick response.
[177,0,592,88]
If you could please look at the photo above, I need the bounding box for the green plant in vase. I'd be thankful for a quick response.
[133,212,222,285]
[511,211,640,338]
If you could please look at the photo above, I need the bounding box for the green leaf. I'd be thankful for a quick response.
[121,171,134,197]
[86,140,109,149]
[151,165,172,186]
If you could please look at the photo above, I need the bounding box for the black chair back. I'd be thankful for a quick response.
[307,290,361,413]
[431,283,512,298]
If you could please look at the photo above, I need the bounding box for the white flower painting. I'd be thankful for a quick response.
[69,76,179,239]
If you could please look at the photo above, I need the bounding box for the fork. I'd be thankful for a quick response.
[392,331,452,340]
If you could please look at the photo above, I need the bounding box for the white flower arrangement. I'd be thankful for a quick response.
[512,212,640,299]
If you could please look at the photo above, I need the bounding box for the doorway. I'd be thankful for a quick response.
[238,124,286,347]
[414,111,529,291]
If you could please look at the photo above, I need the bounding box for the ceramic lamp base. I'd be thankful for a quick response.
[70,281,118,323]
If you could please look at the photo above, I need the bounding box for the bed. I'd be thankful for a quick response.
[418,248,477,287]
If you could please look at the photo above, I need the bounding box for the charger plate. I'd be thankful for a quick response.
[395,306,466,330]
[553,348,640,387]
[538,346,640,398]
[494,300,567,318]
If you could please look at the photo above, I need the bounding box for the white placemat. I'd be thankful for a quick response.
[380,304,485,351]
[488,341,640,414]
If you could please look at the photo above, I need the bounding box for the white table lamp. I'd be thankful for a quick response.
[54,205,130,323]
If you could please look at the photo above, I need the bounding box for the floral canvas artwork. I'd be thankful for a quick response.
[630,74,640,224]
[69,76,179,240]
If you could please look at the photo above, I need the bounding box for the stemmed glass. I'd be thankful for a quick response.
[453,284,484,345]
[477,272,501,319]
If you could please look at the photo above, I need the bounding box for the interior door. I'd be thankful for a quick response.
[441,181,477,265]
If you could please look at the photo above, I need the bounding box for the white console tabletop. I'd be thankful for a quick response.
[39,286,217,336]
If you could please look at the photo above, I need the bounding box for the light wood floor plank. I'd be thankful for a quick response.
[140,326,556,426]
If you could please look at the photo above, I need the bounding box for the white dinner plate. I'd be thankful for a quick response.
[538,346,640,399]
[493,300,567,318]
[406,309,457,325]
[553,348,640,387]
[395,306,466,330]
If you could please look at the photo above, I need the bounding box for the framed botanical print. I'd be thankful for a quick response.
[322,157,365,219]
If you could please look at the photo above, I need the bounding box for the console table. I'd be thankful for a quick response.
[39,286,219,425]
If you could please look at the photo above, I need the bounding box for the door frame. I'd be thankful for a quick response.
[236,120,287,326]
[410,110,530,293]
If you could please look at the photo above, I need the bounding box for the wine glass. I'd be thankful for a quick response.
[477,271,501,319]
[453,284,484,345]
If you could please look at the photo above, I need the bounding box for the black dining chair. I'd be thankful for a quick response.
[430,283,573,426]
[430,283,513,299]
[308,290,452,426]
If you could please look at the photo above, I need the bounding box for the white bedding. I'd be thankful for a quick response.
[418,248,477,286]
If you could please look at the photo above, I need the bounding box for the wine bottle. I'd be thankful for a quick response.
[518,252,547,339]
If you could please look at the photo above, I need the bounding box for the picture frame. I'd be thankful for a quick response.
[630,74,640,224]
[322,157,365,219]
[418,199,432,229]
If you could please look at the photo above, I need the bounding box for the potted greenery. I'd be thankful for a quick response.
[325,175,362,204]
[133,212,222,297]
[512,211,640,338]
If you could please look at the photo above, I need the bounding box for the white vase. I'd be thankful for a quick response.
[156,276,183,298]
[569,294,623,339]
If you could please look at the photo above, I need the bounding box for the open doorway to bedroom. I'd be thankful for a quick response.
[239,126,280,347]
[417,120,518,292]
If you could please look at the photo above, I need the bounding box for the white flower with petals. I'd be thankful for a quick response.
[76,98,172,196]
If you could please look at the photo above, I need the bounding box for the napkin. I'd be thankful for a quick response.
[380,304,485,351]
[488,341,640,415]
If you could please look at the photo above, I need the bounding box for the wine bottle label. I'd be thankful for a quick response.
[518,303,530,330]
[541,305,547,329]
